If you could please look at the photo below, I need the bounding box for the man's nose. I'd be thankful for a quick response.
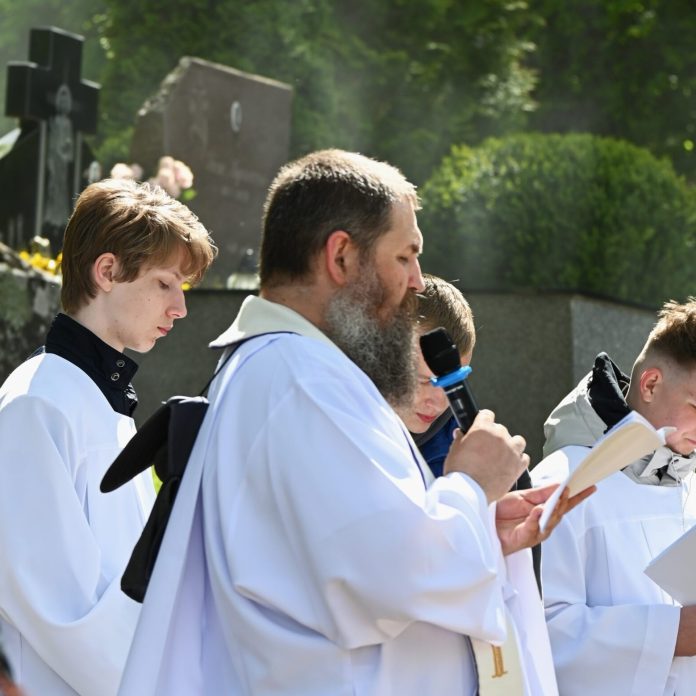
[410,257,425,293]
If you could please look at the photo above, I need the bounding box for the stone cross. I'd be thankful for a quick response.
[0,26,99,253]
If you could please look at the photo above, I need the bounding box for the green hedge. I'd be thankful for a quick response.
[419,133,696,307]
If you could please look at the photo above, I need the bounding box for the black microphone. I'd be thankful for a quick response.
[419,327,479,433]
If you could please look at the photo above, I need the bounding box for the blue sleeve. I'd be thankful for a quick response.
[418,416,458,478]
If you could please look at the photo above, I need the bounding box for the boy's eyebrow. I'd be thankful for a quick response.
[163,266,186,282]
[158,268,186,283]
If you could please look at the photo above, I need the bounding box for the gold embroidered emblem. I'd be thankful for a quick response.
[491,646,508,678]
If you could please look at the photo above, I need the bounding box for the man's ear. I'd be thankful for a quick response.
[324,230,359,286]
[92,253,119,292]
[638,367,662,403]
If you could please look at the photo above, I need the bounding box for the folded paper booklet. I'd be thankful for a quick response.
[538,411,670,532]
[644,524,696,605]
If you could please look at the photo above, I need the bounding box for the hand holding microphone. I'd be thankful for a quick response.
[420,327,529,502]
[419,327,479,432]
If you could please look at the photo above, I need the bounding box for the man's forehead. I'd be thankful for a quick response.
[382,198,423,250]
[658,358,696,394]
[681,366,696,395]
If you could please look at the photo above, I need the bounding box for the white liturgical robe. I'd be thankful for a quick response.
[119,296,556,696]
[533,447,696,695]
[0,354,155,696]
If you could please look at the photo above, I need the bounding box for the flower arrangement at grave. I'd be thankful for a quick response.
[110,156,196,202]
[18,237,62,277]
[17,156,196,284]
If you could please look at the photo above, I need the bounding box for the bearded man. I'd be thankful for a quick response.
[117,149,587,696]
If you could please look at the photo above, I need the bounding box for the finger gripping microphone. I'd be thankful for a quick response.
[420,327,479,434]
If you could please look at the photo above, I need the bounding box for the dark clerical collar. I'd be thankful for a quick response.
[44,313,139,416]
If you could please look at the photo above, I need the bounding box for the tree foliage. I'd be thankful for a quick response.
[4,1,696,263]
[4,1,696,188]
[528,0,696,181]
[95,0,538,183]
[419,133,696,306]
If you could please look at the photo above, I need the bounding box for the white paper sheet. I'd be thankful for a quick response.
[645,523,696,605]
[539,411,669,532]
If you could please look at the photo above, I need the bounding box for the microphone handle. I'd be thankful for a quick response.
[443,380,479,433]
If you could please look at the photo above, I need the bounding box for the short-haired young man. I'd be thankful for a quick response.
[533,299,696,695]
[0,178,216,696]
[116,150,587,696]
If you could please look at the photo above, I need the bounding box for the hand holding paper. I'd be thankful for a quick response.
[538,411,670,532]
[496,483,594,554]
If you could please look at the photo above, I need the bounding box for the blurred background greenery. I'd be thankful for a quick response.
[2,0,695,305]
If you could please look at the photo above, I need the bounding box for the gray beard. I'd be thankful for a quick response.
[324,268,417,409]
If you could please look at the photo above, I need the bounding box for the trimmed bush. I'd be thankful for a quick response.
[419,133,696,307]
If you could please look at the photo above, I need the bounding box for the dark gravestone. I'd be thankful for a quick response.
[130,57,292,288]
[0,26,99,255]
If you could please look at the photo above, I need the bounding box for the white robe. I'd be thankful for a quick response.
[119,296,556,696]
[0,353,155,696]
[533,447,696,695]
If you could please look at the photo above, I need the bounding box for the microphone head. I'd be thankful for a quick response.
[419,327,461,377]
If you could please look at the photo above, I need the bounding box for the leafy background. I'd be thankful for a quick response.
[1,0,696,305]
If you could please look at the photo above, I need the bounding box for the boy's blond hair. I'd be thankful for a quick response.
[417,274,475,357]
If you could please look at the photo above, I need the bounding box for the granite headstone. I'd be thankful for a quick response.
[130,57,292,288]
[0,26,100,255]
